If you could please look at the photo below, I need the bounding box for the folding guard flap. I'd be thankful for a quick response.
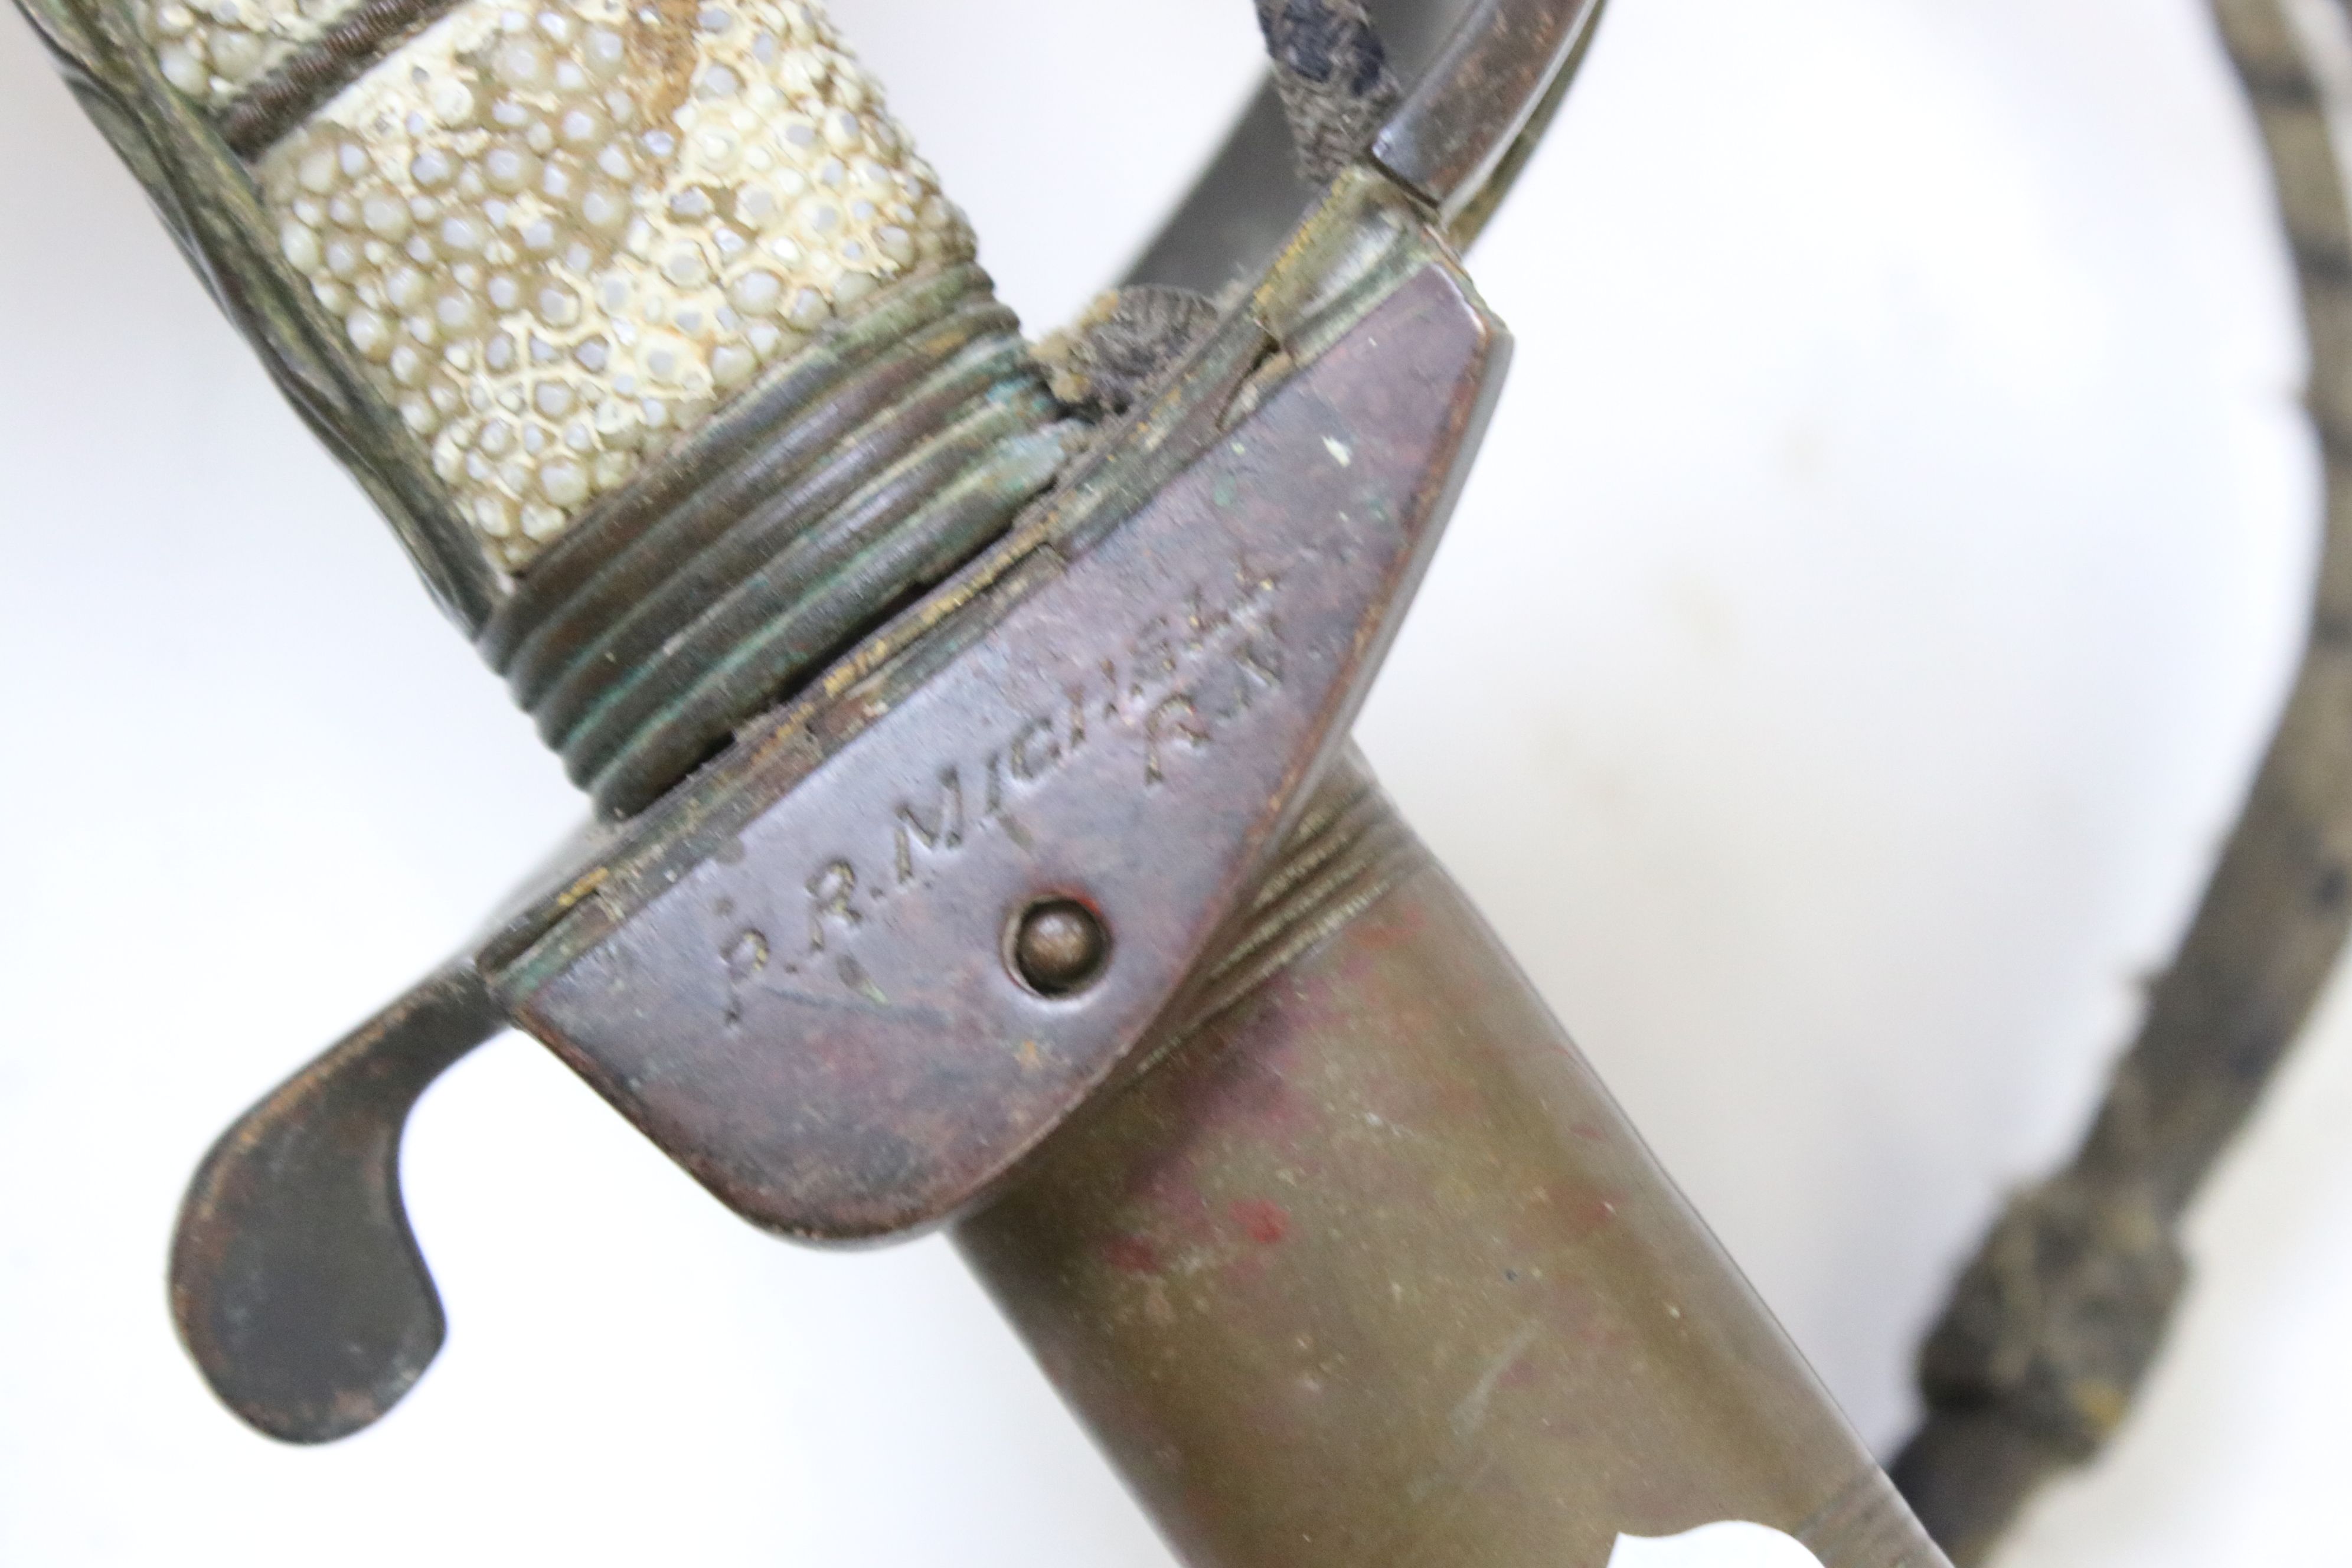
[509,259,1507,1239]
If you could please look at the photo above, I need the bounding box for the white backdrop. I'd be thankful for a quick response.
[4,1,2349,1563]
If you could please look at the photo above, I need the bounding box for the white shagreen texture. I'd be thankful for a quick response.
[243,0,974,568]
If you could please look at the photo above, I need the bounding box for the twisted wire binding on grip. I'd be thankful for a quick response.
[216,0,460,155]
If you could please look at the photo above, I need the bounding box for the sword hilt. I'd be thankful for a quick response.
[37,0,1086,1438]
[108,11,1116,1429]
[33,22,1961,1568]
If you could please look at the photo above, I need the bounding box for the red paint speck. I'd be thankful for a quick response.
[1573,1197,1620,1233]
[1103,1234,1162,1274]
[1230,1198,1291,1246]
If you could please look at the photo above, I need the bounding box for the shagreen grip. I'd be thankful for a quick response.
[97,0,1069,813]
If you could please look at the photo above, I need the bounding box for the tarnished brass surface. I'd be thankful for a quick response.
[1368,0,1601,224]
[499,230,1507,1240]
[962,756,1948,1568]
[169,959,503,1443]
[1128,0,1602,295]
[38,0,1954,1553]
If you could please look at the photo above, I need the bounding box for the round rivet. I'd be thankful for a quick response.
[1011,899,1109,996]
